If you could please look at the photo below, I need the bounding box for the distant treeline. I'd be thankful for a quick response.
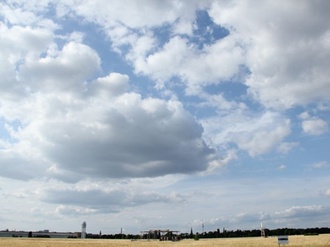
[193,227,330,238]
[86,227,330,239]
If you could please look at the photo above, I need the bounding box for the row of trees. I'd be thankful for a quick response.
[192,227,330,239]
[86,227,330,239]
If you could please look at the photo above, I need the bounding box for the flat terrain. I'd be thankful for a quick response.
[0,235,329,247]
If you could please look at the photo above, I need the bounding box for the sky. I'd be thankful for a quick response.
[0,0,330,235]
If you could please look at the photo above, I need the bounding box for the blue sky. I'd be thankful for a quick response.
[0,0,329,234]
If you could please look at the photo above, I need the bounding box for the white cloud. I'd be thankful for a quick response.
[298,111,310,120]
[0,24,55,103]
[57,0,191,29]
[55,205,99,216]
[277,142,299,154]
[41,90,215,178]
[91,73,129,97]
[43,187,184,214]
[298,112,328,136]
[0,14,217,181]
[0,3,39,26]
[54,0,207,55]
[19,41,101,93]
[206,149,237,173]
[274,205,329,219]
[202,111,291,157]
[7,0,329,112]
[277,164,287,170]
[0,149,46,180]
[302,118,328,136]
[0,24,53,57]
[325,189,330,197]
[54,0,245,96]
[48,0,330,111]
[312,161,329,169]
[1,66,216,180]
[137,34,245,95]
[0,1,58,29]
[210,0,330,109]
[236,122,290,157]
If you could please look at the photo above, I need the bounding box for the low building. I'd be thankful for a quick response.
[140,229,180,241]
[0,230,79,238]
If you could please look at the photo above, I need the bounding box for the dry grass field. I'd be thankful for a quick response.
[0,235,329,247]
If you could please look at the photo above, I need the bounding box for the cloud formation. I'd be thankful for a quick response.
[1,77,216,181]
[210,0,330,109]
[0,24,216,180]
[42,87,215,179]
[201,111,291,157]
[299,112,328,136]
[43,187,183,214]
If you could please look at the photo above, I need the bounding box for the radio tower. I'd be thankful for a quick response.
[261,222,265,237]
[81,221,87,239]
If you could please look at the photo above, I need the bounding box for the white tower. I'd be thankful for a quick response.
[81,221,87,239]
[261,222,265,237]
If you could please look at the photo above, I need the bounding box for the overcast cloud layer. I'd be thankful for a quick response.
[0,0,329,234]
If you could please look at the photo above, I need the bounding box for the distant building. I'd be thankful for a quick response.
[140,229,180,241]
[0,230,78,238]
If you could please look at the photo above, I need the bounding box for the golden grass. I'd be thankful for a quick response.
[0,235,329,247]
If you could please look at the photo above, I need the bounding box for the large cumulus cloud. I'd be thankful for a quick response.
[0,24,216,180]
[39,84,215,178]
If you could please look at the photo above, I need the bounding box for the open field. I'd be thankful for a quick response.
[0,235,329,247]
